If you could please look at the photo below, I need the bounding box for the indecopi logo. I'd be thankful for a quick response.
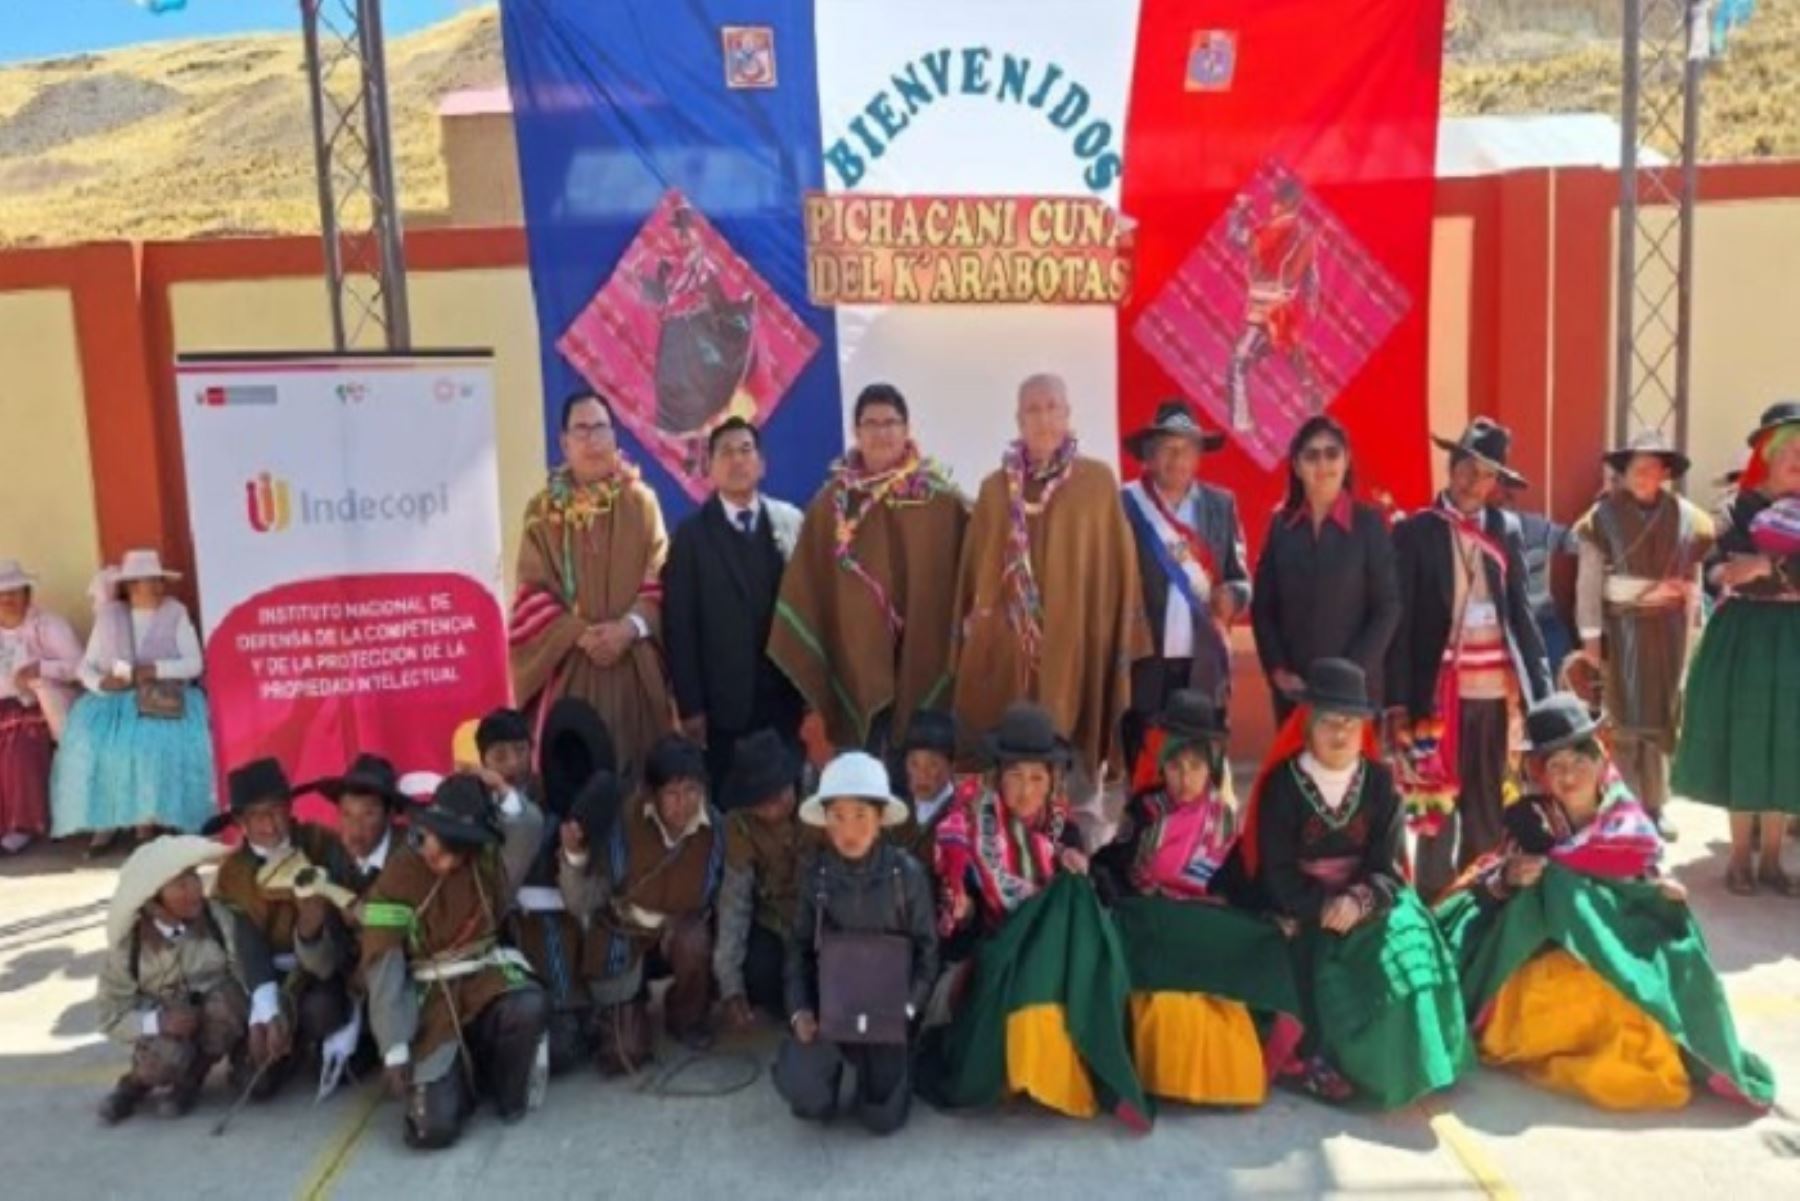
[243,470,449,535]
[245,472,291,533]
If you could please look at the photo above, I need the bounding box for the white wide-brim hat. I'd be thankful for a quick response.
[107,835,228,946]
[115,548,181,583]
[798,751,907,828]
[0,558,36,592]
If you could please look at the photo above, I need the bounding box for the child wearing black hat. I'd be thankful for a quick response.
[361,774,549,1150]
[888,709,960,869]
[558,734,724,1074]
[713,730,818,1031]
[207,757,358,1103]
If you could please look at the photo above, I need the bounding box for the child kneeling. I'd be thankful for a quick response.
[96,836,248,1124]
[773,752,937,1135]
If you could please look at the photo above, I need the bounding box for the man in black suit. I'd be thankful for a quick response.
[1387,418,1551,898]
[663,418,805,791]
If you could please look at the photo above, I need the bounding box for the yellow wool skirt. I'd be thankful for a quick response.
[1128,991,1267,1106]
[1004,1004,1099,1118]
[1478,948,1690,1110]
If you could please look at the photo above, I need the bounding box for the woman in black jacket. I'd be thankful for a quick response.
[1252,416,1402,724]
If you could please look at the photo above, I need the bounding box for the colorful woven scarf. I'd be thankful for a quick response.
[1546,769,1663,880]
[1000,436,1079,664]
[1130,788,1237,899]
[934,787,1067,935]
[830,443,947,635]
[536,461,639,602]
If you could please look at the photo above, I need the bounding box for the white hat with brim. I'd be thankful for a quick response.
[0,559,36,592]
[107,835,229,947]
[798,751,908,828]
[115,548,182,583]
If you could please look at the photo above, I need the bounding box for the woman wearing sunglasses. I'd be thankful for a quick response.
[1251,416,1403,724]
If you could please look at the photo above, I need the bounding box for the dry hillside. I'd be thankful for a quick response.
[0,1,1796,247]
[0,5,503,245]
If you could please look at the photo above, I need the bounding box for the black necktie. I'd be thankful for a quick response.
[736,508,756,535]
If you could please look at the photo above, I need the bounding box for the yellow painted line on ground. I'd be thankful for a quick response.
[295,1083,382,1201]
[1418,1098,1520,1201]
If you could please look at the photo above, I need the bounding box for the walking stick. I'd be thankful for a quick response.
[211,1057,274,1137]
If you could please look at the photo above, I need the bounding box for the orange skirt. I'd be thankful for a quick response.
[1128,991,1267,1106]
[1478,948,1690,1110]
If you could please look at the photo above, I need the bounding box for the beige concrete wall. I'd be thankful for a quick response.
[443,114,525,229]
[0,288,102,622]
[1687,197,1800,493]
[168,267,547,590]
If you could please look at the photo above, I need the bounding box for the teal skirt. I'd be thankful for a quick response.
[50,689,218,834]
[1672,600,1800,815]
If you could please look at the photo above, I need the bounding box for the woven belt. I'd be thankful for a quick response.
[514,886,565,914]
[412,946,531,984]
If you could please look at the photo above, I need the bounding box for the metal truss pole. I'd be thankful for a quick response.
[299,0,412,351]
[1615,0,1704,460]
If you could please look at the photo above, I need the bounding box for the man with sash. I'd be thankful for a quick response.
[205,758,356,1100]
[1387,419,1551,898]
[362,774,548,1150]
[510,391,674,781]
[1118,399,1250,774]
[952,373,1147,836]
[771,383,967,754]
[1573,431,1714,841]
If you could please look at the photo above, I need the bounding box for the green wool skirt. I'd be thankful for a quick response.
[1672,600,1800,815]
[1295,887,1469,1109]
[1435,865,1774,1109]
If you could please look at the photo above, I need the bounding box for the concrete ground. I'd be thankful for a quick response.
[3,797,1797,1201]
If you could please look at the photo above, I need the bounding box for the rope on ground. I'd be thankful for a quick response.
[634,1049,762,1098]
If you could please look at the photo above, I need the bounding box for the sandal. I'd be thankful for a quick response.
[1755,867,1800,897]
[1281,1054,1355,1103]
[1725,865,1757,896]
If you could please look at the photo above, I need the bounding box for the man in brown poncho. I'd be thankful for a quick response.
[511,392,674,778]
[770,383,967,753]
[951,373,1146,830]
[1573,430,1715,839]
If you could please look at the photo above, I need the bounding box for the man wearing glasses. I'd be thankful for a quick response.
[771,383,967,756]
[510,392,675,782]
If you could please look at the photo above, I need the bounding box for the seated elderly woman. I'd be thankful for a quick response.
[95,835,249,1124]
[0,558,82,854]
[918,703,1150,1130]
[1241,658,1468,1109]
[1093,691,1303,1110]
[1435,693,1774,1111]
[51,549,216,852]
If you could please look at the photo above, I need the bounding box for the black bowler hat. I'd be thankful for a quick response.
[540,697,616,819]
[1747,399,1800,446]
[1432,417,1527,489]
[1299,658,1377,717]
[1123,399,1227,461]
[1155,690,1229,744]
[898,709,958,759]
[982,703,1073,769]
[1603,429,1691,479]
[298,753,408,811]
[644,734,708,792]
[414,774,502,849]
[202,758,292,835]
[1524,693,1603,758]
[721,730,799,813]
[568,769,624,851]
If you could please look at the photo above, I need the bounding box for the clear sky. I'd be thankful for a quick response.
[0,0,490,65]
